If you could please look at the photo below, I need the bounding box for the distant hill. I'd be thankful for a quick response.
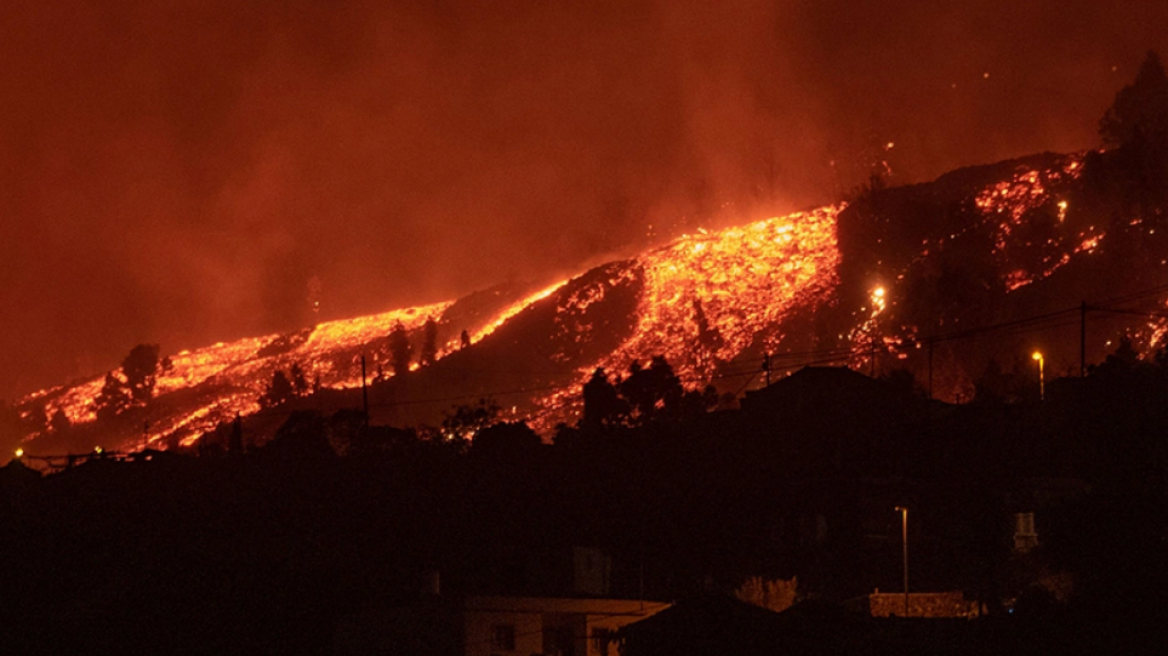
[9,145,1168,454]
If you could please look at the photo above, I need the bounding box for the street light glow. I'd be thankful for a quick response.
[1032,352,1045,400]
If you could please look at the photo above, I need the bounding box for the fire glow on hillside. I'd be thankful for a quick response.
[27,302,451,448]
[17,152,1112,450]
[526,205,841,429]
[973,155,1091,290]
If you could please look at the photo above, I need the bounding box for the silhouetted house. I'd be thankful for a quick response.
[740,365,929,431]
[623,595,1007,655]
[618,595,783,656]
[619,595,871,656]
[738,366,936,477]
[731,368,944,594]
[0,457,41,478]
[0,457,42,486]
[464,596,669,656]
[335,595,668,656]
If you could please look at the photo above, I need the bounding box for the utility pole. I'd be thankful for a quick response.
[896,506,909,617]
[1080,301,1087,378]
[763,352,771,387]
[229,413,242,457]
[927,339,934,401]
[361,354,370,427]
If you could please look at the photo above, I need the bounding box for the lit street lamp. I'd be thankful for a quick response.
[895,506,909,617]
[1032,351,1044,401]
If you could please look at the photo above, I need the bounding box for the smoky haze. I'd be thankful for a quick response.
[1,0,1165,399]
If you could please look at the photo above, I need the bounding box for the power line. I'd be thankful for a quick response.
[1090,307,1168,320]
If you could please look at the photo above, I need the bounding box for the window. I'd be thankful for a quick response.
[491,624,516,652]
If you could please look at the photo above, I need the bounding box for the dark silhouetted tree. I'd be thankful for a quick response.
[289,362,310,396]
[389,321,413,376]
[881,368,925,398]
[1097,51,1168,226]
[261,370,296,408]
[1100,51,1168,148]
[264,411,334,460]
[1106,335,1141,369]
[693,299,724,351]
[420,317,439,366]
[1090,335,1144,378]
[441,397,501,444]
[48,409,71,433]
[122,343,161,403]
[693,299,724,369]
[228,413,244,456]
[581,367,628,431]
[471,421,542,459]
[93,372,132,421]
[676,383,720,421]
[973,358,1026,404]
[460,329,471,349]
[619,356,684,426]
[323,408,368,456]
[566,357,715,440]
[348,424,420,458]
[196,423,227,458]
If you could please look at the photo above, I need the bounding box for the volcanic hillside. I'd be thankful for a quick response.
[8,143,1168,455]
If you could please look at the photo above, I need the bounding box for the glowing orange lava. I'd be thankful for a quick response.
[15,151,1123,450]
[25,301,453,448]
[973,154,1093,290]
[530,205,843,428]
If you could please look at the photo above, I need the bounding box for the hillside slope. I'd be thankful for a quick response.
[10,146,1168,453]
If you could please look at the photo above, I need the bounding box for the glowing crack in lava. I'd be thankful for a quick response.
[972,154,1095,291]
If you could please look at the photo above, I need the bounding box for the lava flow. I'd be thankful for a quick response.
[27,302,453,449]
[529,204,842,428]
[12,150,1128,451]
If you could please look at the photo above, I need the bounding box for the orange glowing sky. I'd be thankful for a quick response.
[2,0,1166,400]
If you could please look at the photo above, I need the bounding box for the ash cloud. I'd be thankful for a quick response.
[1,0,1165,398]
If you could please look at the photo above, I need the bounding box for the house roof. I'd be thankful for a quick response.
[620,594,883,656]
